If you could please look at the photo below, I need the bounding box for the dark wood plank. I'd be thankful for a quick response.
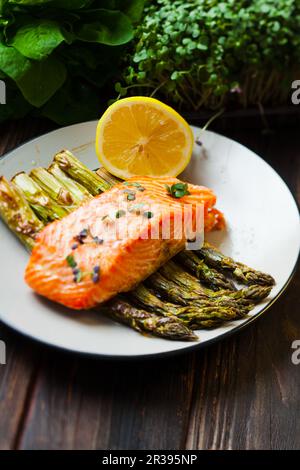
[0,119,56,157]
[18,352,196,450]
[0,325,42,450]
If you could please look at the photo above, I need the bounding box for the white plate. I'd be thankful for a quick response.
[0,122,299,358]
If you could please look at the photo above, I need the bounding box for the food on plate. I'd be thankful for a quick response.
[0,176,44,250]
[25,174,218,310]
[176,250,236,291]
[54,151,110,195]
[103,296,197,341]
[198,242,275,286]
[12,172,69,223]
[0,151,275,341]
[95,97,194,179]
[129,284,240,329]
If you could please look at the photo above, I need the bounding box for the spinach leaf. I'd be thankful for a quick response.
[10,19,65,60]
[42,79,101,125]
[0,0,143,123]
[17,56,67,106]
[77,9,133,45]
[0,42,31,80]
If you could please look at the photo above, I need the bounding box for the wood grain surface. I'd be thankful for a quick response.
[0,117,299,450]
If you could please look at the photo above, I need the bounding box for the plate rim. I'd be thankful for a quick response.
[0,121,299,360]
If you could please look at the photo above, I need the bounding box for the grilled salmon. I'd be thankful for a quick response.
[25,176,224,309]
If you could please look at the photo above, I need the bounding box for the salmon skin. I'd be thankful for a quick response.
[25,176,224,310]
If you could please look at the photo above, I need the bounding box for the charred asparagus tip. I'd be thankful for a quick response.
[54,150,111,195]
[105,298,197,341]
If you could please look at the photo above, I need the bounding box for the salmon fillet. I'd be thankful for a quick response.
[25,176,223,310]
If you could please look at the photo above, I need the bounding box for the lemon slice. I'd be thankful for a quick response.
[95,96,194,179]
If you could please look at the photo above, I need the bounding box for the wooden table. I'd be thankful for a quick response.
[0,118,299,450]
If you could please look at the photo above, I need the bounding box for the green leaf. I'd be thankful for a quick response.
[0,0,8,15]
[17,56,67,107]
[10,20,65,60]
[51,0,92,9]
[42,79,101,125]
[116,0,145,23]
[77,9,134,46]
[8,0,86,5]
[0,43,31,80]
[7,0,52,5]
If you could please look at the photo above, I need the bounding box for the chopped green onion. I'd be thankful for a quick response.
[66,254,77,268]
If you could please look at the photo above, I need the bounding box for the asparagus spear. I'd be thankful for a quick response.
[198,242,275,286]
[96,167,120,186]
[129,284,240,328]
[176,250,236,291]
[12,172,68,222]
[30,167,75,209]
[48,163,92,205]
[147,269,250,313]
[0,176,43,250]
[54,150,110,195]
[103,296,197,341]
[160,261,271,304]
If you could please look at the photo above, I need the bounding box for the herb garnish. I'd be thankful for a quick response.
[165,183,190,199]
[74,228,89,244]
[92,266,100,283]
[116,210,126,218]
[123,182,141,188]
[73,268,83,283]
[143,211,154,219]
[93,236,104,245]
[66,254,83,283]
[66,254,77,268]
[127,193,136,201]
[102,214,113,224]
[128,203,145,215]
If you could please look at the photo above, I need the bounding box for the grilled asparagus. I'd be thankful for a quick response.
[104,296,197,340]
[198,242,275,286]
[176,250,236,291]
[0,176,43,250]
[129,284,239,328]
[48,163,92,205]
[160,261,271,304]
[54,150,110,195]
[12,172,68,222]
